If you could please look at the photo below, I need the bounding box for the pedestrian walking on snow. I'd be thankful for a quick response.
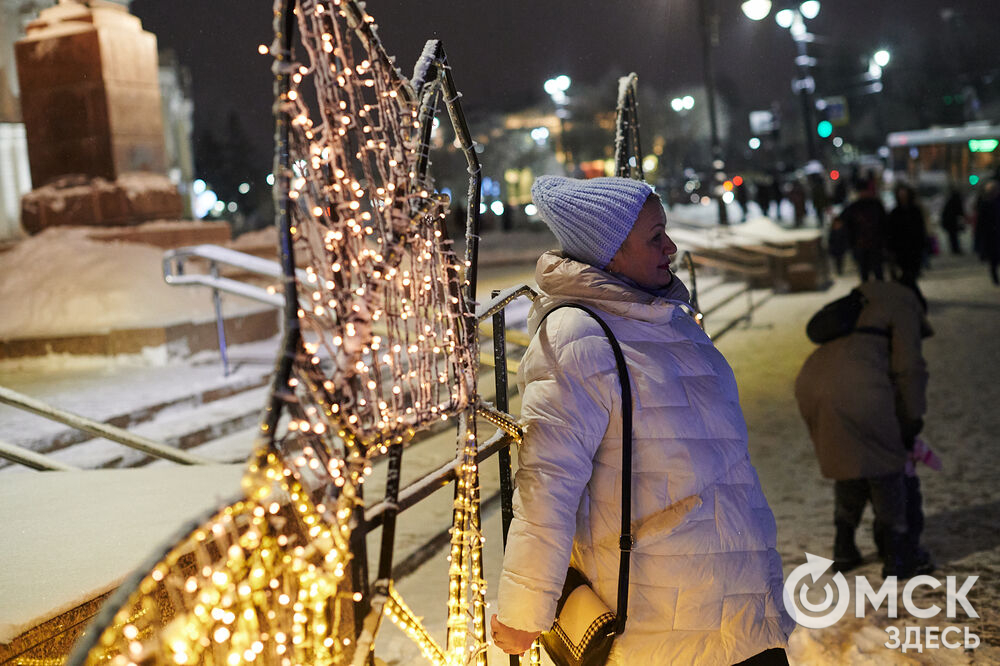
[827,215,849,275]
[795,280,935,578]
[940,187,966,255]
[887,184,928,290]
[492,176,793,665]
[975,178,1000,285]
[841,180,888,281]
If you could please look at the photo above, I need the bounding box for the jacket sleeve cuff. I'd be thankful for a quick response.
[497,573,559,633]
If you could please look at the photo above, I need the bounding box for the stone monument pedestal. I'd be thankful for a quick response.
[20,172,182,233]
[15,0,183,232]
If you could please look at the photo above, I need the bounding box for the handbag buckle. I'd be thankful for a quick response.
[619,534,634,552]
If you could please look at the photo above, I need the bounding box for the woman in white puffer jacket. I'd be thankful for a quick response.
[490,176,794,665]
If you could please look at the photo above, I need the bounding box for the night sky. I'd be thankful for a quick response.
[129,0,1000,175]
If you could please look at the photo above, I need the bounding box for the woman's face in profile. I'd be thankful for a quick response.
[606,197,678,290]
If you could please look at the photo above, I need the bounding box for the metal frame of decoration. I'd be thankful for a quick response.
[614,73,644,181]
[62,11,690,666]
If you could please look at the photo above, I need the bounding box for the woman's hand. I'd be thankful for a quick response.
[490,614,541,655]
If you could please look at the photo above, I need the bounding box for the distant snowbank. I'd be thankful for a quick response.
[0,228,263,340]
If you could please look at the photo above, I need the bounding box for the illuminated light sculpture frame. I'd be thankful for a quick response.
[614,73,645,181]
[613,73,700,318]
[65,1,526,665]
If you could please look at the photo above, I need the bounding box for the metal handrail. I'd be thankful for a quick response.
[162,244,310,375]
[163,244,308,282]
[0,438,79,471]
[0,385,211,467]
[474,283,537,322]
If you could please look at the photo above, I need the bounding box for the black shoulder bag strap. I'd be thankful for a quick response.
[538,302,633,635]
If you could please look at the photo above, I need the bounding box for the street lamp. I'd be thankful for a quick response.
[544,75,572,169]
[867,49,891,138]
[670,95,695,113]
[543,75,571,105]
[868,49,891,91]
[697,0,729,225]
[741,0,771,21]
[742,0,823,166]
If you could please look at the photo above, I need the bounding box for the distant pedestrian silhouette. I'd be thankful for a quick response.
[827,216,849,275]
[840,180,888,281]
[940,187,965,255]
[975,179,1000,285]
[887,184,928,298]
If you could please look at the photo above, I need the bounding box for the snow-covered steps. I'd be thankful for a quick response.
[31,385,271,470]
[2,371,270,461]
[0,339,281,472]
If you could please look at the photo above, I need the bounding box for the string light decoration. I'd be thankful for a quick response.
[65,1,506,664]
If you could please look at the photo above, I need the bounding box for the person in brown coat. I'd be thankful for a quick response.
[795,280,933,577]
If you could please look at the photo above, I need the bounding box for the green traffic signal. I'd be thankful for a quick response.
[817,120,833,138]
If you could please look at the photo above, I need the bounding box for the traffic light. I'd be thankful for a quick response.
[817,120,833,138]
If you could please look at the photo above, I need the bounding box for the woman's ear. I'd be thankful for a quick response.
[605,245,624,273]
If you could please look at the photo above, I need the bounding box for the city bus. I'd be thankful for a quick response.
[887,122,1000,192]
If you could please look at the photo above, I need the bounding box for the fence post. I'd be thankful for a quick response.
[209,261,231,376]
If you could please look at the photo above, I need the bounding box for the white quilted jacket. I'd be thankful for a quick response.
[497,252,793,665]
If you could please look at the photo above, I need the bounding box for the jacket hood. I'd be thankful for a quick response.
[528,251,692,332]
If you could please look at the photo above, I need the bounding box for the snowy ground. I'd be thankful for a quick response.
[0,227,266,340]
[719,252,1000,664]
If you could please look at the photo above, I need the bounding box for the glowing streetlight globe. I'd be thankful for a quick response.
[799,0,821,20]
[544,75,571,95]
[741,0,772,21]
[775,8,795,28]
[873,49,891,67]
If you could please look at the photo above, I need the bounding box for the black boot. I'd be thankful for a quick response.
[881,531,935,579]
[873,520,887,561]
[833,522,863,572]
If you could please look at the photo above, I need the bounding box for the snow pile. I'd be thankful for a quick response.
[730,216,823,242]
[0,227,261,340]
[0,347,170,373]
[227,226,278,251]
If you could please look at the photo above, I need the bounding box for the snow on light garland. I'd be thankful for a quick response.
[66,1,498,665]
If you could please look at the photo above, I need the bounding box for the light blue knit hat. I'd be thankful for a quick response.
[531,176,654,268]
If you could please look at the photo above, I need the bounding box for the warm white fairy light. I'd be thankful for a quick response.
[77,1,493,665]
